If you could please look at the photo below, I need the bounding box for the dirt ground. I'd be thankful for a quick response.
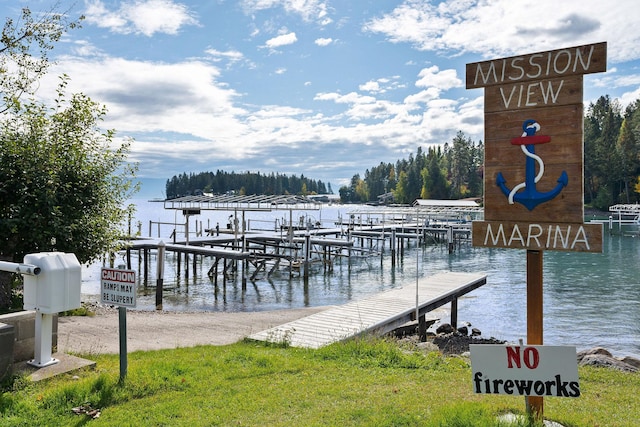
[57,306,328,355]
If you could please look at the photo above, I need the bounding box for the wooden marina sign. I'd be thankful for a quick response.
[466,42,606,252]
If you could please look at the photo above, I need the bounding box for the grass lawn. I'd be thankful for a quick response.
[1,337,638,426]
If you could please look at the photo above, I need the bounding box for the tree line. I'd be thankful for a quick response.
[339,131,484,204]
[165,170,332,198]
[167,97,640,209]
[340,95,640,208]
[585,96,640,209]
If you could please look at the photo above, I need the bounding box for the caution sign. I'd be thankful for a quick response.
[101,267,137,308]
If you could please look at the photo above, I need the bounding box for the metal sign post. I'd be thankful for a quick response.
[118,305,127,382]
[101,266,136,383]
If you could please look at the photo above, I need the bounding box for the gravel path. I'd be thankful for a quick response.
[57,306,329,355]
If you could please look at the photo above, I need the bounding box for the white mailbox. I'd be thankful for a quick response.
[23,252,82,314]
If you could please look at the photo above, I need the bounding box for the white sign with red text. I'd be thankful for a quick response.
[470,344,579,397]
[100,267,137,308]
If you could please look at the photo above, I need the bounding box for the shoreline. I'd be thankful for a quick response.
[57,305,329,355]
[57,304,640,366]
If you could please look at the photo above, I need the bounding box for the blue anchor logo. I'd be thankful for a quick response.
[496,119,568,211]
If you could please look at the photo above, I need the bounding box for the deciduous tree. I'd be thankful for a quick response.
[0,5,81,113]
[0,77,138,311]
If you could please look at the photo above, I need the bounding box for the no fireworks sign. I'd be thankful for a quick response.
[466,43,606,253]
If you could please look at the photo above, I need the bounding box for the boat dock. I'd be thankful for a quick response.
[588,204,640,235]
[247,271,487,348]
[124,219,471,287]
[117,196,484,308]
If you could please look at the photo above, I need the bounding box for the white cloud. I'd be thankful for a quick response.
[204,48,245,64]
[242,0,330,23]
[359,77,403,94]
[591,73,640,92]
[345,100,406,121]
[315,37,333,46]
[620,87,640,108]
[42,53,461,176]
[359,81,380,93]
[265,32,298,48]
[43,56,248,152]
[70,40,105,57]
[84,0,199,37]
[315,91,376,105]
[363,0,640,63]
[415,66,462,91]
[363,2,450,50]
[403,87,441,106]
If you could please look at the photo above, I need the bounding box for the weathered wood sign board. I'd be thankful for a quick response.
[466,43,606,252]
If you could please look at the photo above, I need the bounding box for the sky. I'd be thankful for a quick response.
[4,0,640,198]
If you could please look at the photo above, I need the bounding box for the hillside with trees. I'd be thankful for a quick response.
[165,171,331,199]
[340,131,483,204]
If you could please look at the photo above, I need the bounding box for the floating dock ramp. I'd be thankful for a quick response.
[248,271,487,348]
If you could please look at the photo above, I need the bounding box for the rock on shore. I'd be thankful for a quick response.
[396,322,640,372]
[577,347,639,372]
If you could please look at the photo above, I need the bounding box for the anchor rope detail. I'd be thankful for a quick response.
[508,122,545,204]
[496,119,568,211]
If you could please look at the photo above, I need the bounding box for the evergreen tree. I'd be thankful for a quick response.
[447,131,473,198]
[584,96,623,208]
[422,147,449,199]
[617,100,640,202]
[393,171,411,204]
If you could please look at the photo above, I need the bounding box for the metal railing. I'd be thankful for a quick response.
[0,260,41,276]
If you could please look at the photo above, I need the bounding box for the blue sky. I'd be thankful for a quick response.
[4,0,640,198]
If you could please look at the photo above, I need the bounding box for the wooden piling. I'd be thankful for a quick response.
[156,241,165,310]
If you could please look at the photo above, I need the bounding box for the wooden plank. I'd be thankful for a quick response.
[466,42,606,88]
[124,240,250,260]
[483,105,584,224]
[248,272,487,348]
[484,76,582,113]
[484,104,583,140]
[472,221,603,252]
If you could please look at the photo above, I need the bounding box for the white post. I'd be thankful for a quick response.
[29,311,58,367]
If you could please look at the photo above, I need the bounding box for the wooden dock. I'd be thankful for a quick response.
[247,271,487,348]
[121,219,474,294]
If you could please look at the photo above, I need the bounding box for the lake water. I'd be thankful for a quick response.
[82,199,640,359]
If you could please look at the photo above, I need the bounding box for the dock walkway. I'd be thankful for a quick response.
[248,271,487,348]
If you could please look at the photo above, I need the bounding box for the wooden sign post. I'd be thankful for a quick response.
[466,42,607,417]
